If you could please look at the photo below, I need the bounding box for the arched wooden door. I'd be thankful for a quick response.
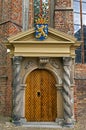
[25,69,57,122]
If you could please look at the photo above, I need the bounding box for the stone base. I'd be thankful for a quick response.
[55,118,64,125]
[13,118,27,126]
[13,118,75,128]
[63,118,75,128]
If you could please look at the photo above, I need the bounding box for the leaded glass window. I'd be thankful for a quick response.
[34,0,49,22]
[74,0,86,63]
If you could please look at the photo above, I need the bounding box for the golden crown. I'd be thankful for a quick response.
[35,17,48,24]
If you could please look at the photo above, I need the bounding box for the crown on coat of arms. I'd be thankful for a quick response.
[35,17,48,24]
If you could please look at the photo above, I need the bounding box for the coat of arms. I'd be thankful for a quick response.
[35,17,48,40]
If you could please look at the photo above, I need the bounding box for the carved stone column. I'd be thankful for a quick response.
[63,57,73,125]
[13,56,22,121]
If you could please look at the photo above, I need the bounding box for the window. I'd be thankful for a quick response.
[74,0,86,63]
[34,0,49,21]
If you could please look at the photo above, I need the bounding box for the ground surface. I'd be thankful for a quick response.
[0,92,86,130]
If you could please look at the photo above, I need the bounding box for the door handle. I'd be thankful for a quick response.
[37,92,41,97]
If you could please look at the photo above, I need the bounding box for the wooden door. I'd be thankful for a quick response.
[25,69,57,122]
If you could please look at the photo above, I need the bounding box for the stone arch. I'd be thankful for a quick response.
[22,64,62,85]
[23,63,63,121]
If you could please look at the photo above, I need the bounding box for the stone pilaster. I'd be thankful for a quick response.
[63,57,73,126]
[13,56,22,121]
[22,0,29,31]
[55,84,64,125]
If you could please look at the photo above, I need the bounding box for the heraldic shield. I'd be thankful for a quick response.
[35,17,48,40]
[35,24,48,40]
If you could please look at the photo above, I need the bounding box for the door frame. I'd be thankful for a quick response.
[21,58,62,122]
[13,57,63,123]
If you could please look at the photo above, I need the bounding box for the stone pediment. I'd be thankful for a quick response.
[7,27,76,43]
[6,27,80,58]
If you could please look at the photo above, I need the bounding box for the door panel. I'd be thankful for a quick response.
[33,71,41,121]
[25,69,57,121]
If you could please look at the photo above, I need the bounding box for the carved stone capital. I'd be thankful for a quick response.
[71,84,75,88]
[63,57,72,66]
[20,84,27,90]
[55,84,63,91]
[13,56,22,65]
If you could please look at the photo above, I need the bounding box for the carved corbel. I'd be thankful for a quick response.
[39,57,49,69]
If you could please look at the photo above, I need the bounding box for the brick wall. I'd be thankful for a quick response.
[75,64,86,91]
[0,48,12,116]
[0,0,10,116]
[0,43,7,115]
[75,64,86,120]
[0,0,11,23]
[5,54,12,116]
[11,0,22,25]
[0,0,21,117]
[29,0,34,28]
[0,0,34,116]
[54,0,74,35]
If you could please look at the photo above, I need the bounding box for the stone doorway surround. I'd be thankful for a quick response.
[5,27,80,127]
[13,57,63,121]
[25,69,57,122]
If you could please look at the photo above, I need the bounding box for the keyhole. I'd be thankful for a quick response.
[37,92,41,97]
